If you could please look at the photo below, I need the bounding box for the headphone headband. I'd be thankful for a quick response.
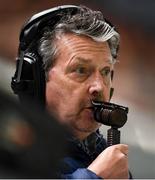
[19,5,79,51]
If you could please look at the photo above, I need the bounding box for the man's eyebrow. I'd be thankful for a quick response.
[77,57,113,64]
[75,57,92,64]
[103,57,113,64]
[67,57,91,67]
[69,56,113,65]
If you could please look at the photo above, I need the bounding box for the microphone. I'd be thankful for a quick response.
[92,101,129,146]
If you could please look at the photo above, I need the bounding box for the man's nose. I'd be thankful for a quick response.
[89,75,109,101]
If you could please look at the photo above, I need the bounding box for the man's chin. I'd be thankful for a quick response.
[71,121,100,140]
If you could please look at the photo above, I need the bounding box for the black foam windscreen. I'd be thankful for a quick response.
[92,101,128,128]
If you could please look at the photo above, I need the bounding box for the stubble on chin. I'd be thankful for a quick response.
[69,117,101,140]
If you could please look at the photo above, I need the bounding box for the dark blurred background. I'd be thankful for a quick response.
[0,0,155,178]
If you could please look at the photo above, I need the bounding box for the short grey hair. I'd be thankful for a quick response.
[38,6,120,79]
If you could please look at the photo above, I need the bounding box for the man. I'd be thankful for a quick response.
[12,5,130,179]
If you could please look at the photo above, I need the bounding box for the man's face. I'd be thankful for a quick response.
[46,33,113,139]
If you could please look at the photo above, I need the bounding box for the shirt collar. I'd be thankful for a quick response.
[68,130,104,157]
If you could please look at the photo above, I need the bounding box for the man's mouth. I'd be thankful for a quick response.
[82,107,94,120]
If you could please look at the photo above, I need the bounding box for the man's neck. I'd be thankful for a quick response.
[73,130,95,141]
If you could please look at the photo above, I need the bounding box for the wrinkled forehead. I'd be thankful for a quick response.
[55,33,113,63]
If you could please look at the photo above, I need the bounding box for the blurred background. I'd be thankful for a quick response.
[0,0,155,178]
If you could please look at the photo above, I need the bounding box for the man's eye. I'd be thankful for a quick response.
[101,68,111,77]
[75,67,87,75]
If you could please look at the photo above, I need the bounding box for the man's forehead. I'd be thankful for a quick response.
[56,33,112,62]
[72,57,113,65]
[56,33,109,47]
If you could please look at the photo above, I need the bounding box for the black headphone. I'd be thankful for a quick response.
[11,5,114,106]
[11,5,80,106]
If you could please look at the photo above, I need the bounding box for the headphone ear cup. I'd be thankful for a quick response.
[11,53,45,106]
[109,87,114,100]
[11,56,34,96]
